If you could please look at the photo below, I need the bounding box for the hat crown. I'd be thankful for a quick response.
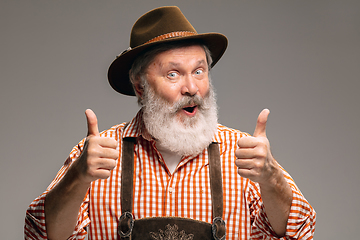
[130,6,197,48]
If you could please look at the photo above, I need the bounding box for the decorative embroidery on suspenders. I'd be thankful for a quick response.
[150,224,194,240]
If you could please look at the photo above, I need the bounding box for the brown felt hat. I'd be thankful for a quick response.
[107,6,228,96]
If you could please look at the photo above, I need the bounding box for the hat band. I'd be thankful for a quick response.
[145,31,197,44]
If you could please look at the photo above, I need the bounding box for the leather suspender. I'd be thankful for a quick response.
[208,143,223,219]
[120,139,223,218]
[118,138,226,240]
[120,137,136,214]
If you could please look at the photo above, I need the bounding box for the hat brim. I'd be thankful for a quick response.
[108,33,228,96]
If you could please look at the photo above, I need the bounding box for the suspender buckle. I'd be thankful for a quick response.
[118,211,134,238]
[212,217,226,240]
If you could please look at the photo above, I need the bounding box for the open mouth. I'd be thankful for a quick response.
[182,105,197,114]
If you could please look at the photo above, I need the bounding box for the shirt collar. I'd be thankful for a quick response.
[122,108,152,141]
[212,126,221,144]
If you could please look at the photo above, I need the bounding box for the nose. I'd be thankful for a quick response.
[181,75,199,96]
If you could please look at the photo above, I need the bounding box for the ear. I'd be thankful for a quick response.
[134,77,144,98]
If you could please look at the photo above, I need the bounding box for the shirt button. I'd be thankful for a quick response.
[169,187,174,194]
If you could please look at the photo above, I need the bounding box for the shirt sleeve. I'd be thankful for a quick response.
[246,165,316,239]
[24,139,91,240]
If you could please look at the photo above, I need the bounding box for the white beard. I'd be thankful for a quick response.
[142,81,218,157]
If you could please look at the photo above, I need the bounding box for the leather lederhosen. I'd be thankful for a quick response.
[117,137,226,240]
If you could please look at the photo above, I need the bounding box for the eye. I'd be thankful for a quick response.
[195,69,203,75]
[195,69,204,75]
[168,72,179,78]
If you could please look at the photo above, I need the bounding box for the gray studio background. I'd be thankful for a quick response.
[1,1,359,239]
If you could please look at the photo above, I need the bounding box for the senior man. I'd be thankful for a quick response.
[25,6,316,240]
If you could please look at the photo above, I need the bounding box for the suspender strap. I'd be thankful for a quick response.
[208,142,223,219]
[118,137,136,239]
[120,137,136,213]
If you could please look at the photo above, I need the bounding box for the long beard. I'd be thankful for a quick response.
[142,82,218,157]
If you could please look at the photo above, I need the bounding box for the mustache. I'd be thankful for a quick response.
[170,92,211,113]
[142,80,214,116]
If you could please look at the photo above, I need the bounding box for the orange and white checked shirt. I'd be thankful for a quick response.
[25,110,316,239]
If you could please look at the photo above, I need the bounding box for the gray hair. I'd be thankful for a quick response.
[129,41,213,105]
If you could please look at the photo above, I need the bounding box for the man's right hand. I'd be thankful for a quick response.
[45,109,118,240]
[74,109,118,184]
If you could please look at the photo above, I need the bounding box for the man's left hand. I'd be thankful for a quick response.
[235,109,278,185]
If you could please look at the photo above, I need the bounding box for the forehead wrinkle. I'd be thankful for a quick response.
[162,59,207,70]
[155,61,180,72]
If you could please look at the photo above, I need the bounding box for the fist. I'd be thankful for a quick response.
[74,109,118,184]
[235,109,277,184]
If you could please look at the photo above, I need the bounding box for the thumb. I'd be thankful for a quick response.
[253,108,270,137]
[85,109,99,136]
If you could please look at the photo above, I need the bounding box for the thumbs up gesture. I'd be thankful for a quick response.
[73,109,118,184]
[235,109,277,185]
